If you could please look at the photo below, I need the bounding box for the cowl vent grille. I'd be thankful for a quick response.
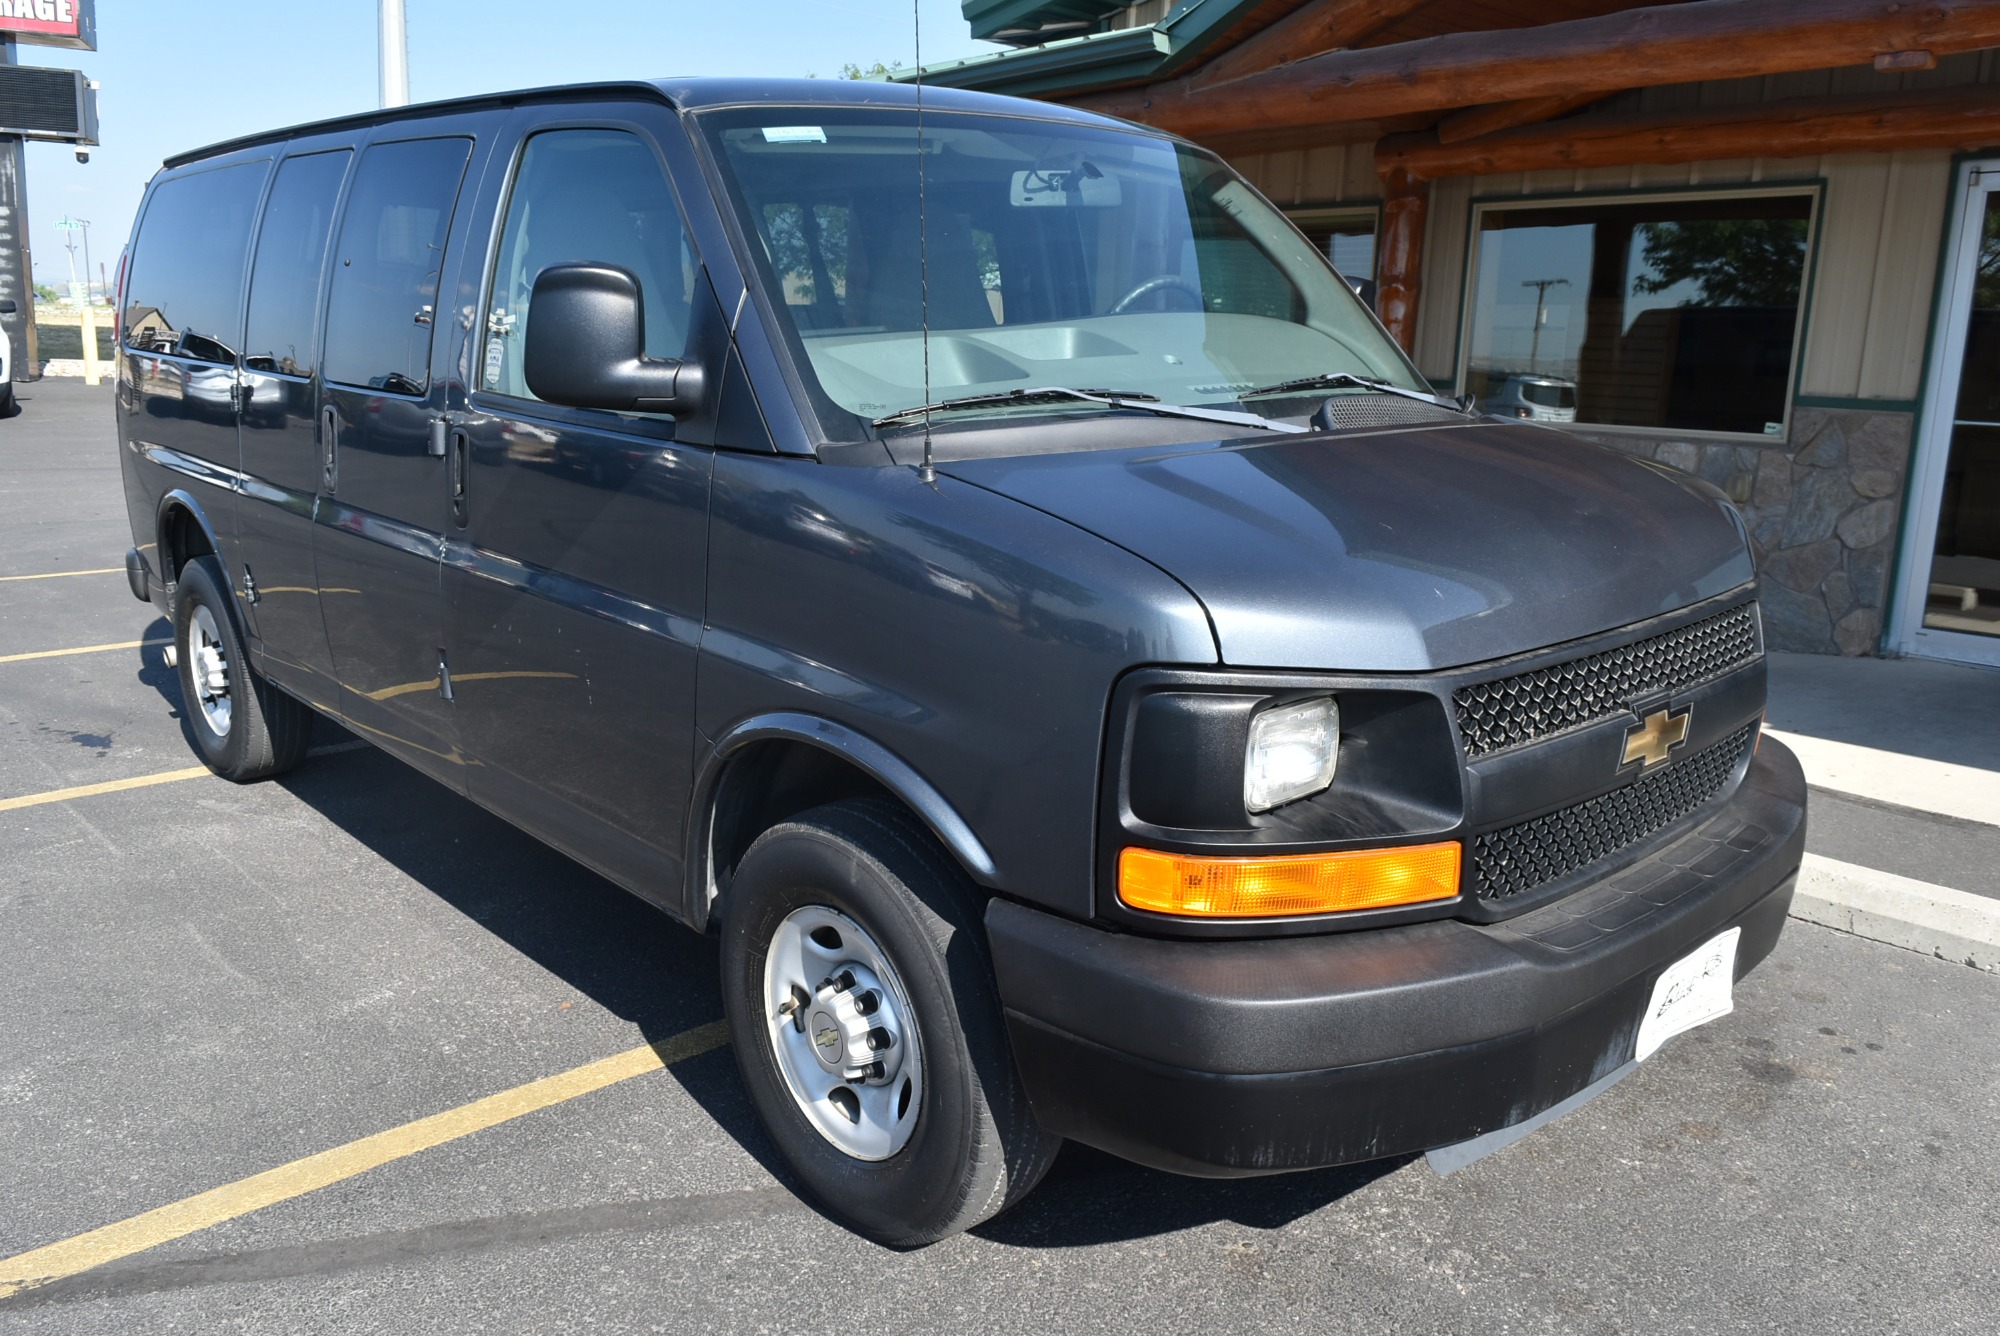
[1454,602,1759,757]
[1312,395,1465,431]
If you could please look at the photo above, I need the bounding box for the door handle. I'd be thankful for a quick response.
[321,404,339,493]
[449,427,470,528]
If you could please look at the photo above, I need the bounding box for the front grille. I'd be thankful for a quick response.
[1454,602,1759,757]
[1469,726,1756,903]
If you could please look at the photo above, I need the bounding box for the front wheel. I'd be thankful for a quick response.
[171,556,312,781]
[721,799,1060,1245]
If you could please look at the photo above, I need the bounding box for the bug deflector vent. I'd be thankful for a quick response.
[1469,726,1755,903]
[1454,603,1760,757]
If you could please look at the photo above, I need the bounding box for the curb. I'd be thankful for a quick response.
[1790,853,2000,974]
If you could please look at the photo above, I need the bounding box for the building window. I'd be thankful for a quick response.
[1290,207,1378,307]
[1461,190,1817,437]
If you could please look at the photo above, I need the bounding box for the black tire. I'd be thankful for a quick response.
[171,555,312,782]
[721,798,1061,1246]
[0,384,15,417]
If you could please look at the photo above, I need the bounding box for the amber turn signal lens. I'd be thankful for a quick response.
[1117,842,1461,918]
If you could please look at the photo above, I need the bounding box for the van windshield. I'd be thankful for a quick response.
[701,107,1424,432]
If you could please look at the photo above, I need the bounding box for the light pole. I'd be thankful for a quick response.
[1521,276,1570,372]
[379,0,409,108]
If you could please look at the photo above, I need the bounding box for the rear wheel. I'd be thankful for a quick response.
[171,556,312,781]
[721,799,1060,1245]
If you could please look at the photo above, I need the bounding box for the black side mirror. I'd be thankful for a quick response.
[0,300,15,315]
[523,264,704,416]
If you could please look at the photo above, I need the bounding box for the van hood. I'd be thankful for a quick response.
[940,421,1754,673]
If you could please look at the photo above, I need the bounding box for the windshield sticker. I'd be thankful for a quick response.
[762,126,827,144]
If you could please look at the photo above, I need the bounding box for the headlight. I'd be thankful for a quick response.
[1244,696,1339,813]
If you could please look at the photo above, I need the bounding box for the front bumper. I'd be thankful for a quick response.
[987,739,1807,1177]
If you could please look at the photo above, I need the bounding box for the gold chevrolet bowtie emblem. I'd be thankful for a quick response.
[1622,708,1691,768]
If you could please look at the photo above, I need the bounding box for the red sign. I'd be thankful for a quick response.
[0,0,96,51]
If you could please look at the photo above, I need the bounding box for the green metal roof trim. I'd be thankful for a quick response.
[902,0,1268,99]
[963,0,1132,45]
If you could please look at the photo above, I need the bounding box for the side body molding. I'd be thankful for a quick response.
[688,711,1000,926]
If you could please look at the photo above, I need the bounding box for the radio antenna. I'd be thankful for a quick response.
[914,0,935,484]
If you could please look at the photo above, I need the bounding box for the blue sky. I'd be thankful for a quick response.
[18,1,999,287]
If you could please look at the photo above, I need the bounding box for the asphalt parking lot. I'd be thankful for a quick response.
[3,376,1998,1333]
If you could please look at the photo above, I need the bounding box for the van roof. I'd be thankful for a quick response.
[163,76,1140,169]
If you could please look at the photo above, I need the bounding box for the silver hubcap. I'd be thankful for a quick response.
[187,604,232,737]
[763,906,922,1161]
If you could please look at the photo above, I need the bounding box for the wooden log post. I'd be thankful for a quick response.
[1191,0,1432,88]
[1077,0,2000,142]
[1376,167,1429,355]
[1378,87,2000,180]
[1435,91,1602,146]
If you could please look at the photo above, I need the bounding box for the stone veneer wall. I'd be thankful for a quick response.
[1570,406,1914,655]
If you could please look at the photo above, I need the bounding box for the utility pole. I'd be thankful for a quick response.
[76,217,90,303]
[379,0,409,109]
[1521,276,1570,372]
[57,215,79,299]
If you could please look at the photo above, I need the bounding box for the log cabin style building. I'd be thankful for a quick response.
[909,0,2000,665]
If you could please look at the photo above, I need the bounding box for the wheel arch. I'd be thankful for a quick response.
[687,712,1000,932]
[154,488,225,591]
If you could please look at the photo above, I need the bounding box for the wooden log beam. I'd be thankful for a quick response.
[1077,0,2000,142]
[1376,167,1429,353]
[1435,92,1602,146]
[1192,0,1433,88]
[1378,87,2000,180]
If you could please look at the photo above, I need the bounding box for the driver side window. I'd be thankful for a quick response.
[483,128,694,402]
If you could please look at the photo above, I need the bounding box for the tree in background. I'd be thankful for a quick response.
[1632,218,1809,308]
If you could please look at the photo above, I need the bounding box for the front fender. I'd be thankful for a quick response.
[685,711,999,929]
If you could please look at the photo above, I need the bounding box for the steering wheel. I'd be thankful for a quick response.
[1111,274,1205,314]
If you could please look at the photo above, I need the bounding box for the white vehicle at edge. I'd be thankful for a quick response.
[1484,373,1577,423]
[0,301,12,416]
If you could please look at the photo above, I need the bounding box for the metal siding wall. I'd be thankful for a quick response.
[1412,174,1471,379]
[1240,58,1995,396]
[1858,150,1953,402]
[1799,154,1893,399]
[1409,145,1952,402]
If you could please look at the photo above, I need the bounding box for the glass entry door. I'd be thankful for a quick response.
[1896,164,2000,664]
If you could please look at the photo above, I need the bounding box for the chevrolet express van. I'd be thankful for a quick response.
[116,78,1805,1244]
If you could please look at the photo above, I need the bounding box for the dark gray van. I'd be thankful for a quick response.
[115,78,1805,1244]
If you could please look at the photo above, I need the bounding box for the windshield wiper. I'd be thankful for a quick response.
[873,386,1307,434]
[1242,372,1466,412]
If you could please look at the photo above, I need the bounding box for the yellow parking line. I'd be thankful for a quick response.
[0,766,212,814]
[0,639,170,665]
[0,568,124,582]
[0,744,372,815]
[0,1022,732,1300]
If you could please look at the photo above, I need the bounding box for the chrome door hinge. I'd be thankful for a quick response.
[241,566,259,606]
[229,376,246,415]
